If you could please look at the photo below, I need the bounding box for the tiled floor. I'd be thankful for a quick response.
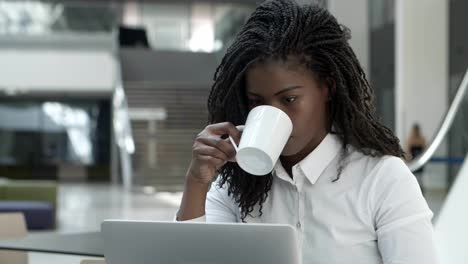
[26,183,446,264]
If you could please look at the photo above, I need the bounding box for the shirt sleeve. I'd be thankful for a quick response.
[205,178,239,222]
[371,157,439,264]
[175,178,239,223]
[174,214,206,222]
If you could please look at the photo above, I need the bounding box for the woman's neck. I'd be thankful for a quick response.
[280,132,328,178]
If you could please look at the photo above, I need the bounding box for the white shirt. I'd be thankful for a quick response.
[183,134,439,264]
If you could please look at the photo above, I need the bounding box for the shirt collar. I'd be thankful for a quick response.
[274,133,342,185]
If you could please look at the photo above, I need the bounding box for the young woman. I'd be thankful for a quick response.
[177,0,438,263]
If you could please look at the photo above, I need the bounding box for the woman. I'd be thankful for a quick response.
[177,0,438,263]
[406,123,427,193]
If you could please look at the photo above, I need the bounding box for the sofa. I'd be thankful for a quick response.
[0,179,57,230]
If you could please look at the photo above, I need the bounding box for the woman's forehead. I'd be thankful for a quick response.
[246,59,318,87]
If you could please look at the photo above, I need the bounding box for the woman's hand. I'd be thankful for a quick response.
[186,122,241,184]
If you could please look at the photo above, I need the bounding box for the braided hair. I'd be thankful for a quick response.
[207,0,404,221]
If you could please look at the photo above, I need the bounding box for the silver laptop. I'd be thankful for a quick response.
[102,220,300,264]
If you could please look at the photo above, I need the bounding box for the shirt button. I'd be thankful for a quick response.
[296,222,301,229]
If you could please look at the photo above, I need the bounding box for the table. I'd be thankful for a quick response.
[0,231,103,257]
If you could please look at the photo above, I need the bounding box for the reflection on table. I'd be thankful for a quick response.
[0,231,103,257]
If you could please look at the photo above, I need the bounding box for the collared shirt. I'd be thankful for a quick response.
[184,134,438,264]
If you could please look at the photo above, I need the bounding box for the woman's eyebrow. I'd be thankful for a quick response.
[274,86,303,96]
[247,86,303,97]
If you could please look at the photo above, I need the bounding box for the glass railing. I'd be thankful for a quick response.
[407,69,468,175]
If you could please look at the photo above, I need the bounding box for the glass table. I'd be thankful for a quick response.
[0,231,103,257]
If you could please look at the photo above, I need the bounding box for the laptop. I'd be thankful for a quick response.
[102,220,300,264]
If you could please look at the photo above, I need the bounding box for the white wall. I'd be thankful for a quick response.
[0,49,115,93]
[0,33,116,94]
[395,0,449,144]
[327,0,369,76]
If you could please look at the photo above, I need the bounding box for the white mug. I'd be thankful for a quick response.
[229,105,293,176]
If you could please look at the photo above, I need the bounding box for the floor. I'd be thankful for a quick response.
[29,183,182,264]
[26,183,446,264]
[55,183,182,233]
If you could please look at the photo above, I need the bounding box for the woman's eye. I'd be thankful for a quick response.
[284,96,297,104]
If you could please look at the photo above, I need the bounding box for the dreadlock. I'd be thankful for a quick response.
[207,0,404,222]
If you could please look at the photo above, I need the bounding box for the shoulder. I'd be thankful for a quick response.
[356,155,431,226]
[368,155,415,189]
[344,144,410,178]
[372,155,411,178]
[344,152,431,223]
[343,152,420,206]
[343,148,409,183]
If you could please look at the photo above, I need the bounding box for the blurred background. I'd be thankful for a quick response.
[0,0,466,263]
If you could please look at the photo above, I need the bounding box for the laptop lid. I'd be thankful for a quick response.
[102,220,299,264]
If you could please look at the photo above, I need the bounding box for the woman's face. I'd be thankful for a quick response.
[245,59,331,157]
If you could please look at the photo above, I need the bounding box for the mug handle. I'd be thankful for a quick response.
[228,125,245,152]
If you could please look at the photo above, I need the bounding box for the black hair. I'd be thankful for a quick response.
[207,0,404,221]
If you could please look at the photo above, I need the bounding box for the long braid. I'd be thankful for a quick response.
[207,0,404,221]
